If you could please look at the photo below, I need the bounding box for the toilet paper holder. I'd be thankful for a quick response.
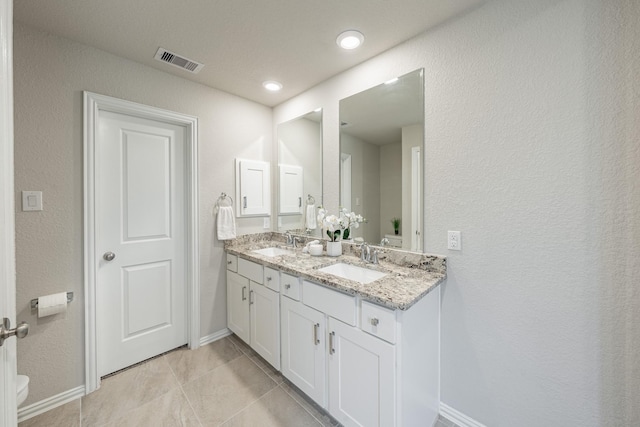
[30,292,74,309]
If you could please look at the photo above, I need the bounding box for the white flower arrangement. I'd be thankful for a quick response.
[317,207,365,242]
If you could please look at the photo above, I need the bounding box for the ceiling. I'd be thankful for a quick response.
[14,0,483,107]
[340,69,423,146]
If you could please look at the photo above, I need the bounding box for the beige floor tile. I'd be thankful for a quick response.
[101,387,201,427]
[227,334,256,357]
[247,352,284,385]
[81,356,180,426]
[278,381,339,427]
[183,355,277,426]
[166,337,243,384]
[221,387,321,427]
[19,399,81,427]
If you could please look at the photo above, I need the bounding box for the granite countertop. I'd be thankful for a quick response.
[225,232,447,311]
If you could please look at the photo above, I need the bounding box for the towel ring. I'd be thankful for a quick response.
[214,192,234,214]
[307,194,316,204]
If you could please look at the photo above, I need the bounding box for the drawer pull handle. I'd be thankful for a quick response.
[370,318,379,326]
[241,286,247,301]
[329,331,335,354]
[249,290,255,305]
[313,323,320,345]
[284,284,291,290]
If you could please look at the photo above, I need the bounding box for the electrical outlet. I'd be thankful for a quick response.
[263,217,271,229]
[448,231,461,251]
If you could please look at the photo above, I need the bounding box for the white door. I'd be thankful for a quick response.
[226,271,250,343]
[411,146,422,252]
[1,1,17,424]
[328,317,395,427]
[280,296,326,407]
[249,284,280,369]
[96,110,187,376]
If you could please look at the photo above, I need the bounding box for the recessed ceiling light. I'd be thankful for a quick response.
[314,108,322,112]
[384,77,399,85]
[263,81,283,91]
[336,30,364,50]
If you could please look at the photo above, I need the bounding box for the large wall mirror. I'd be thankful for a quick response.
[339,68,424,251]
[277,109,323,237]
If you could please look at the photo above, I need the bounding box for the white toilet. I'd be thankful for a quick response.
[17,375,29,407]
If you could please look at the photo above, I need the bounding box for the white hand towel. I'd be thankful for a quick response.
[306,204,317,230]
[217,206,237,240]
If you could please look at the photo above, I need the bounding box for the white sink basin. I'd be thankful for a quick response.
[252,247,293,257]
[317,263,387,284]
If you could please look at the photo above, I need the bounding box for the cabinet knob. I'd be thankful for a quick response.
[284,284,291,289]
[266,276,272,281]
[370,318,379,326]
[227,260,232,265]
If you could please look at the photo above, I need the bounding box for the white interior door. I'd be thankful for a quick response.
[340,154,352,212]
[411,146,422,252]
[1,1,17,424]
[96,110,187,376]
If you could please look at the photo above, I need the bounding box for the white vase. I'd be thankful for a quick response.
[326,241,342,257]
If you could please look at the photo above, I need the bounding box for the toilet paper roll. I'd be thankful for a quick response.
[37,292,68,318]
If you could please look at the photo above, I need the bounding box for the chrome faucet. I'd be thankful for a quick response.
[371,249,379,265]
[379,237,389,247]
[360,242,371,262]
[285,231,300,248]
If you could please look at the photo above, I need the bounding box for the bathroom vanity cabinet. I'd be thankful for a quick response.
[226,249,441,427]
[226,254,280,369]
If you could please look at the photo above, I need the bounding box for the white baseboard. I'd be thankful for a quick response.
[440,402,487,427]
[18,385,85,423]
[199,328,232,346]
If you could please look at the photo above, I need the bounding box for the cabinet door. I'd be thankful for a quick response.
[250,283,281,370]
[279,164,303,214]
[227,271,250,343]
[281,296,327,407]
[236,159,271,216]
[328,317,396,427]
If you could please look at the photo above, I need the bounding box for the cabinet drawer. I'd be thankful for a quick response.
[226,254,238,272]
[280,272,301,301]
[360,301,396,344]
[237,258,263,284]
[303,281,356,326]
[264,267,280,292]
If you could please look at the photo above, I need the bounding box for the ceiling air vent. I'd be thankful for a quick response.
[154,48,204,74]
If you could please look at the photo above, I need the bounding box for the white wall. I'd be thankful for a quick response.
[274,0,640,425]
[13,23,272,405]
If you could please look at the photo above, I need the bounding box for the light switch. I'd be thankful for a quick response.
[263,217,271,229]
[22,191,43,211]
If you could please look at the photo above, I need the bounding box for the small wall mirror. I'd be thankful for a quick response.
[277,109,323,237]
[339,69,424,251]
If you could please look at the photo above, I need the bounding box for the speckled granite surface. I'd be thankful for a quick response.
[225,232,446,310]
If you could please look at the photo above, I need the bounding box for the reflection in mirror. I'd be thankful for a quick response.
[340,69,424,251]
[277,110,323,237]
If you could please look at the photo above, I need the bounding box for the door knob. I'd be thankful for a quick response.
[103,252,116,261]
[0,318,29,347]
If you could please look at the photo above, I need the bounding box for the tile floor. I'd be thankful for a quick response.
[19,334,460,427]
